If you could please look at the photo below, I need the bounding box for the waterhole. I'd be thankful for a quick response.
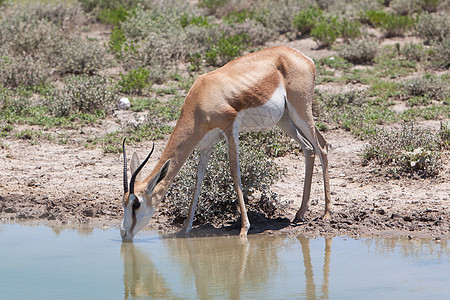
[0,223,448,299]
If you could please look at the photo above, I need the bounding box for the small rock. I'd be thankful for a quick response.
[117,97,131,110]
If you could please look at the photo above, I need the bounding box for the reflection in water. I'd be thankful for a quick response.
[121,243,176,299]
[121,235,333,299]
[298,236,332,300]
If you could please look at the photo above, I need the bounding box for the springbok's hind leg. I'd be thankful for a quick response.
[284,100,332,221]
[315,127,332,220]
[277,114,315,222]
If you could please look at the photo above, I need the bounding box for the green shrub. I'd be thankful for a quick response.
[229,20,275,47]
[180,14,210,28]
[97,5,130,25]
[223,9,254,24]
[118,68,151,94]
[339,37,378,64]
[52,36,110,75]
[292,5,323,35]
[253,0,306,34]
[401,75,449,101]
[338,18,361,42]
[120,38,172,83]
[0,11,58,56]
[311,17,339,48]
[205,33,249,66]
[164,136,285,226]
[415,12,449,43]
[0,55,50,90]
[400,43,424,61]
[79,0,141,14]
[390,0,421,15]
[199,0,227,15]
[45,75,117,116]
[365,10,415,37]
[428,36,450,69]
[108,26,127,54]
[418,0,442,12]
[317,90,398,139]
[363,123,445,178]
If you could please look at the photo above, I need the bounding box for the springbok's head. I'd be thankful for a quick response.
[120,139,170,242]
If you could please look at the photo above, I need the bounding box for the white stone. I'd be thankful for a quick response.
[117,97,131,110]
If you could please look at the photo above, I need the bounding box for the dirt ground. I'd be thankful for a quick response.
[1,123,448,239]
[0,34,448,239]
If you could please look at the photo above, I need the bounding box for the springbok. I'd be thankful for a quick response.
[120,46,331,241]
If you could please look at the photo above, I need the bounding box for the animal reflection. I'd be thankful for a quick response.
[121,243,175,299]
[298,236,332,300]
[121,235,332,299]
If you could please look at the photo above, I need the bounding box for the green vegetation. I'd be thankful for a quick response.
[0,0,449,222]
[164,137,286,226]
[363,123,449,178]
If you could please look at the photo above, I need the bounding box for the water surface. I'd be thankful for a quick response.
[0,223,448,299]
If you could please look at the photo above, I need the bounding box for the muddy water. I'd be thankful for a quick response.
[0,223,448,299]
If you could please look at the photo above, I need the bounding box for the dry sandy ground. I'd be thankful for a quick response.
[1,124,448,239]
[0,35,448,239]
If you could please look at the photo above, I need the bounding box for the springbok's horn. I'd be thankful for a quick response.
[129,143,155,195]
[123,138,128,194]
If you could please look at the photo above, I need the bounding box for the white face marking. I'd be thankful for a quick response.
[238,84,286,133]
[120,194,156,241]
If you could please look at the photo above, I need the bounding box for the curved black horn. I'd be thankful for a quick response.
[129,143,155,195]
[123,138,128,194]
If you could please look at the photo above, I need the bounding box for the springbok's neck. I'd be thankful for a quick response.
[144,112,202,206]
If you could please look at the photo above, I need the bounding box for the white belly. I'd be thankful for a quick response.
[196,85,286,149]
[238,84,286,133]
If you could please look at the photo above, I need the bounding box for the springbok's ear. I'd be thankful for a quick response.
[145,160,171,194]
[130,152,142,182]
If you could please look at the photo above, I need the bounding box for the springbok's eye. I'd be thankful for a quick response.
[132,199,141,210]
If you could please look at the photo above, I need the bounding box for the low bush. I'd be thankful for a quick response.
[337,18,361,42]
[78,0,140,24]
[45,75,117,116]
[363,123,447,178]
[108,26,127,55]
[198,0,228,16]
[205,33,249,66]
[0,55,50,90]
[317,90,397,139]
[164,136,285,226]
[400,43,424,61]
[253,0,307,35]
[310,17,339,48]
[401,75,449,101]
[118,68,151,94]
[223,9,254,24]
[0,11,58,56]
[390,0,421,15]
[292,5,323,35]
[428,36,450,69]
[51,36,110,75]
[97,5,130,25]
[339,37,378,64]
[418,0,443,12]
[415,12,449,43]
[365,10,415,37]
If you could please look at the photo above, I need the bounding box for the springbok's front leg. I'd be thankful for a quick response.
[179,146,214,235]
[225,126,250,238]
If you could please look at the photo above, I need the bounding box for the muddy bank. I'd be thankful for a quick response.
[1,130,448,239]
[1,182,448,239]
